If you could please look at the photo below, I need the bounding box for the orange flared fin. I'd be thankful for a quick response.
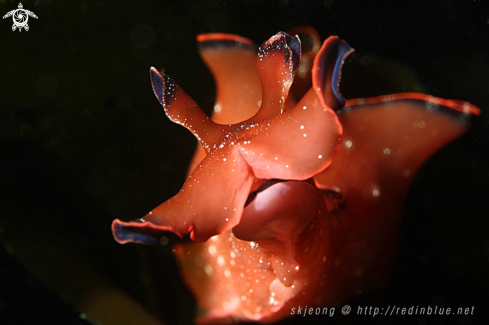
[311,95,480,306]
[197,33,262,125]
[315,94,479,198]
[150,67,229,151]
[127,145,256,242]
[250,32,301,122]
[312,36,354,111]
[238,88,341,180]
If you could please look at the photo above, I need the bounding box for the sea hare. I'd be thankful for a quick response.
[112,28,480,323]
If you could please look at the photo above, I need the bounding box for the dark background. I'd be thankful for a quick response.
[0,0,488,324]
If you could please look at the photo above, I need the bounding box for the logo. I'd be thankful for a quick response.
[3,3,38,32]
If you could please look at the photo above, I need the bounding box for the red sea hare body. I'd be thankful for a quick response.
[112,28,480,323]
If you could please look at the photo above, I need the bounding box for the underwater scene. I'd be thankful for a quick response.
[1,1,488,324]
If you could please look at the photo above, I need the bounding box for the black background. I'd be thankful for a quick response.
[1,0,488,324]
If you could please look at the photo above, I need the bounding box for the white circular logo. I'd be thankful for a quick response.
[2,3,38,32]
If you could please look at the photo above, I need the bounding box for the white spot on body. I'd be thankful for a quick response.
[204,264,213,276]
[217,255,225,266]
[371,184,380,197]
